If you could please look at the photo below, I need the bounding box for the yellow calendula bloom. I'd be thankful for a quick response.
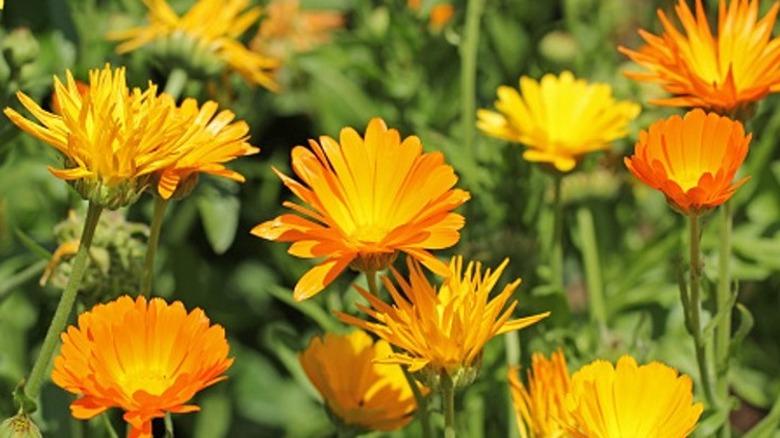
[3,65,184,209]
[339,256,550,388]
[52,295,233,438]
[299,330,419,434]
[477,71,640,173]
[108,0,279,91]
[619,0,780,114]
[564,356,703,438]
[508,349,572,438]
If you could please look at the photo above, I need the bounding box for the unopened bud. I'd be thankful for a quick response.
[0,413,42,438]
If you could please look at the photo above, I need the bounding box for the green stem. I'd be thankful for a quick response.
[140,196,169,298]
[163,68,188,100]
[0,260,48,304]
[25,202,103,403]
[164,413,174,438]
[687,214,715,406]
[576,206,607,328]
[403,366,433,438]
[551,176,565,295]
[101,413,119,438]
[504,331,520,438]
[442,371,457,438]
[365,270,379,296]
[715,201,733,437]
[459,0,485,158]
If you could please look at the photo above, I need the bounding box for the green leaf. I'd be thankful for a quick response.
[195,180,240,255]
[193,389,232,438]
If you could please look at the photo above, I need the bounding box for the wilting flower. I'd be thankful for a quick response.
[477,71,640,172]
[508,349,572,438]
[299,330,419,434]
[619,0,780,114]
[3,65,184,209]
[251,118,470,301]
[339,256,550,388]
[624,109,750,215]
[107,0,279,91]
[156,98,258,199]
[52,295,233,438]
[563,356,703,438]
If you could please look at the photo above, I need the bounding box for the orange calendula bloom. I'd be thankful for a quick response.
[563,356,703,438]
[3,65,183,209]
[52,295,233,438]
[338,256,550,387]
[477,71,640,173]
[508,349,572,438]
[624,109,750,215]
[619,0,780,113]
[299,330,420,434]
[107,0,279,91]
[251,117,470,301]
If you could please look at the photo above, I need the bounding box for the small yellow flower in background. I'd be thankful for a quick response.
[619,0,780,114]
[52,295,233,438]
[477,71,640,173]
[339,256,550,388]
[156,98,258,199]
[508,349,572,438]
[107,0,280,91]
[625,109,750,216]
[3,65,183,209]
[563,356,703,438]
[299,330,419,434]
[251,117,471,301]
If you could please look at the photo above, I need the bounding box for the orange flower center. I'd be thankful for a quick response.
[121,369,172,396]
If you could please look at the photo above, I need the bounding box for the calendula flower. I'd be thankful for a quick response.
[624,109,750,215]
[508,349,572,438]
[564,356,703,438]
[3,65,184,209]
[477,71,640,173]
[52,295,233,438]
[156,98,258,199]
[299,330,419,434]
[619,0,780,114]
[251,117,470,301]
[107,0,279,91]
[338,256,550,388]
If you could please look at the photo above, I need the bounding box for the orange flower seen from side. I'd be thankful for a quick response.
[338,256,550,385]
[299,330,419,434]
[251,117,471,301]
[52,295,233,438]
[619,0,780,113]
[563,356,703,438]
[624,108,750,215]
[508,349,572,438]
[108,0,279,91]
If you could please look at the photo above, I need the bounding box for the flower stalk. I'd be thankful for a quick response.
[442,371,457,438]
[686,214,715,406]
[715,201,733,438]
[140,196,169,298]
[552,175,565,296]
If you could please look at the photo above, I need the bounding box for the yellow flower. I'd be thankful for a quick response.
[564,356,703,438]
[508,349,572,438]
[156,98,258,199]
[624,109,750,216]
[619,0,780,114]
[3,65,184,209]
[108,0,279,91]
[477,71,640,172]
[52,295,233,438]
[251,117,471,301]
[338,256,550,387]
[299,330,419,434]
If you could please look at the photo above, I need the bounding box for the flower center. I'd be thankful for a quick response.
[350,223,389,245]
[122,370,173,396]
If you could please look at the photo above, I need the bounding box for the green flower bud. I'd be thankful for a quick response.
[0,413,42,438]
[1,28,39,69]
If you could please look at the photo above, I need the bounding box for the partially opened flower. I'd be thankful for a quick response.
[563,356,703,438]
[619,0,780,114]
[251,117,470,301]
[477,71,640,173]
[299,330,419,434]
[108,0,279,91]
[52,295,233,438]
[338,256,550,388]
[624,108,750,215]
[155,98,258,199]
[508,349,572,438]
[3,65,183,209]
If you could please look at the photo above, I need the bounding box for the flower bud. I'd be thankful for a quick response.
[0,413,42,438]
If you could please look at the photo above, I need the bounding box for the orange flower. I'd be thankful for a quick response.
[52,295,233,438]
[251,118,470,301]
[624,109,750,215]
[619,0,780,113]
[338,256,549,387]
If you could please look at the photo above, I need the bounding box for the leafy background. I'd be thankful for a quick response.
[1,0,779,436]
